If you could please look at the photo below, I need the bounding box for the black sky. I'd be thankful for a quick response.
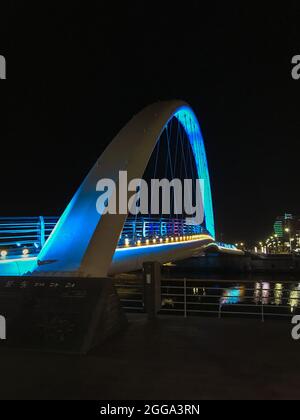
[2,1,300,244]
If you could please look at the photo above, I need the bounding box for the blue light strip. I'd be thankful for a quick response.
[174,107,215,239]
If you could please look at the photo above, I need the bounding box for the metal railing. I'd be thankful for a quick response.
[160,279,300,320]
[114,281,145,313]
[114,278,300,321]
[0,216,237,259]
[0,217,58,257]
[118,217,204,246]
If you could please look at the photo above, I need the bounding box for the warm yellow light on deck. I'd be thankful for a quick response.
[0,250,8,258]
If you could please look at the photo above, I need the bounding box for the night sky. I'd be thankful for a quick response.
[2,2,300,244]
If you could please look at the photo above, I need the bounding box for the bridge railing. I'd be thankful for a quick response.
[119,217,204,247]
[0,217,58,258]
[0,216,203,257]
[0,215,208,259]
[114,280,145,313]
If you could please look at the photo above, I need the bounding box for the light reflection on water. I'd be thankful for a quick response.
[221,287,245,305]
[221,282,300,313]
[274,283,283,306]
[289,285,300,312]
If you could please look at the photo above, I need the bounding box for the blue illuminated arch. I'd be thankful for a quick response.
[174,106,215,238]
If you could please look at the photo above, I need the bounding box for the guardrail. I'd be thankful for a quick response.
[114,278,300,320]
[114,282,145,313]
[0,217,58,258]
[119,217,204,246]
[160,279,300,320]
[1,216,231,260]
[0,216,206,254]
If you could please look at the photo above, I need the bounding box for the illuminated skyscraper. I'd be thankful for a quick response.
[273,214,300,252]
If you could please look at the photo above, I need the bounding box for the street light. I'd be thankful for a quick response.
[285,228,292,253]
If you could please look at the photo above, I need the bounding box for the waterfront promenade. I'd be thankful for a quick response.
[0,315,299,400]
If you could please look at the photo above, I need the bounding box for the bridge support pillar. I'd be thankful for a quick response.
[143,262,161,319]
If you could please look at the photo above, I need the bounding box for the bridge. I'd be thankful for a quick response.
[0,100,242,277]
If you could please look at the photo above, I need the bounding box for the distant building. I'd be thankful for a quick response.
[274,219,284,238]
[273,214,300,252]
[273,214,292,238]
[294,216,300,251]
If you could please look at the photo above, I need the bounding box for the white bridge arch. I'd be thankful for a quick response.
[34,100,215,277]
